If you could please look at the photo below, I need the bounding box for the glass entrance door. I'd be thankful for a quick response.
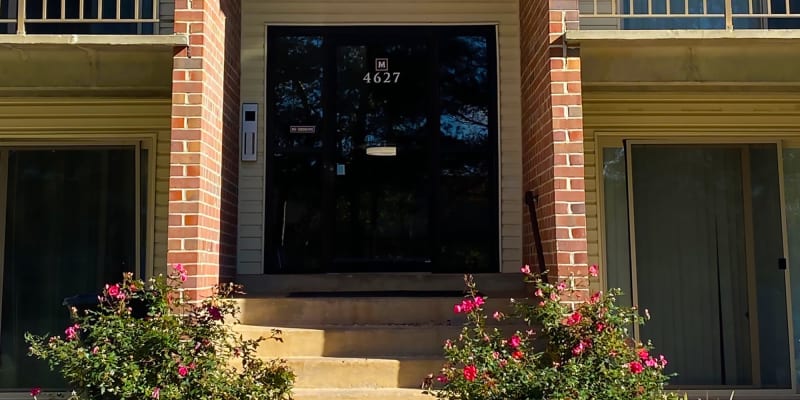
[333,38,433,270]
[0,147,142,390]
[266,26,499,274]
[626,143,792,388]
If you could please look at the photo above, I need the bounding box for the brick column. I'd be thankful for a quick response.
[520,0,588,301]
[169,0,241,299]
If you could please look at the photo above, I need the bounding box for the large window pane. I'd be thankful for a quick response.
[269,35,325,149]
[602,147,632,306]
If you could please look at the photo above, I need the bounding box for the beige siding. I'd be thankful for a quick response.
[238,0,523,274]
[582,90,800,288]
[0,98,172,276]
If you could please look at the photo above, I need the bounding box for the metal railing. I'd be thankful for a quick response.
[581,0,800,30]
[1,0,159,34]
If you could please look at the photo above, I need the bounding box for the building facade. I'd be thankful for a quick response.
[1,0,800,397]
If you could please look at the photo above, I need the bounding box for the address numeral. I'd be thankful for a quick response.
[362,72,401,84]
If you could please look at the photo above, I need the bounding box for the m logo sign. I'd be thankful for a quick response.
[375,58,389,72]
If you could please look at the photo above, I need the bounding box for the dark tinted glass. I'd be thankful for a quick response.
[266,26,498,273]
[270,35,325,149]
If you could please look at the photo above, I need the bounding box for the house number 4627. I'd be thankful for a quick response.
[363,72,401,84]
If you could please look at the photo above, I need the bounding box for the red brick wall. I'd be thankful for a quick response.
[520,0,588,301]
[169,0,241,299]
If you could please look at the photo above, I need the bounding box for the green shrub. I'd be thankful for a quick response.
[26,266,294,400]
[431,266,679,400]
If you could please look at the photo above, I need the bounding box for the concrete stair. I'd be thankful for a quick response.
[233,288,524,400]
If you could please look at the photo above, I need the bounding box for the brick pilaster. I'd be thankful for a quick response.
[520,0,589,301]
[169,0,240,299]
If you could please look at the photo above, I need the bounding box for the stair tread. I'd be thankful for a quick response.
[285,355,443,361]
[293,388,433,399]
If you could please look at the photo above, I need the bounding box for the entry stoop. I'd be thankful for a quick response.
[233,291,523,400]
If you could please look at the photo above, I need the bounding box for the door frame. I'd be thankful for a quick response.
[597,134,797,395]
[263,24,501,274]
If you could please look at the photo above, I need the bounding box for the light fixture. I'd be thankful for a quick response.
[365,145,397,157]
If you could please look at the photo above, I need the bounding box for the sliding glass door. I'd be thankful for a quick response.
[0,146,145,390]
[604,142,793,389]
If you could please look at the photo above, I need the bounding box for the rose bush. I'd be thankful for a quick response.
[26,266,294,400]
[431,266,679,400]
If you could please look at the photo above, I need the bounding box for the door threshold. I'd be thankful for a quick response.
[236,272,526,298]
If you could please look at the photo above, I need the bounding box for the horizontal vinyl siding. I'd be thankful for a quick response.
[583,90,800,290]
[0,98,172,276]
[239,0,523,274]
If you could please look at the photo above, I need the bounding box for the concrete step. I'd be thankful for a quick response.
[237,273,527,297]
[236,297,520,327]
[286,356,443,389]
[292,388,432,400]
[236,324,459,357]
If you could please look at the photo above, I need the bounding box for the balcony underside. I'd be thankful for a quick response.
[0,42,178,97]
[571,32,800,89]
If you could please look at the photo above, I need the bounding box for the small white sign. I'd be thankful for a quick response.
[290,125,316,134]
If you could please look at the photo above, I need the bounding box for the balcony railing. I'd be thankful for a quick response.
[0,0,160,34]
[580,0,800,30]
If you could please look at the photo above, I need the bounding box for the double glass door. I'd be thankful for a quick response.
[266,26,499,274]
[0,146,145,390]
[604,142,793,389]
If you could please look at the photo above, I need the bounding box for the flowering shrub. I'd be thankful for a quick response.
[432,266,679,400]
[25,266,294,400]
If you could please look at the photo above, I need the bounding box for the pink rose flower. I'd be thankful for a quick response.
[436,375,448,383]
[520,265,531,274]
[453,304,463,314]
[534,288,544,298]
[645,358,658,368]
[173,264,188,282]
[151,387,160,399]
[563,311,582,326]
[589,291,602,304]
[588,264,599,277]
[596,322,605,332]
[628,361,644,374]
[30,387,41,397]
[638,349,649,360]
[92,346,99,355]
[178,365,189,377]
[557,281,567,291]
[511,350,523,360]
[64,324,80,341]
[509,334,522,349]
[462,365,478,382]
[492,311,504,321]
[572,342,586,356]
[473,296,485,307]
[106,284,120,298]
[658,354,668,368]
